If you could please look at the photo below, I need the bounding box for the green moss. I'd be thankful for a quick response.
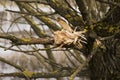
[65,14,71,18]
[22,70,34,78]
[109,26,114,32]
[21,38,31,42]
[84,23,120,37]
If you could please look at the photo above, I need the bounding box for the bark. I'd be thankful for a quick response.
[0,0,120,80]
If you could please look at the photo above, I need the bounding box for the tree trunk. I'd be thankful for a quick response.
[89,37,120,80]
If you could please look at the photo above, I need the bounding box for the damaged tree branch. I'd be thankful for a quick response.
[0,33,53,45]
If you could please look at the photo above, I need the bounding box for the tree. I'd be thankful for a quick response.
[0,0,120,80]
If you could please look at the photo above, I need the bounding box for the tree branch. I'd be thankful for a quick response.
[15,2,61,31]
[0,56,25,71]
[75,0,91,25]
[46,0,85,27]
[0,70,89,78]
[11,0,48,4]
[0,33,54,45]
[96,0,120,7]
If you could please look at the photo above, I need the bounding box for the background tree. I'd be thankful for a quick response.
[0,0,120,80]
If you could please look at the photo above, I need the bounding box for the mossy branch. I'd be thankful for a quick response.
[0,33,54,45]
[0,70,89,78]
[46,0,85,27]
[16,2,61,31]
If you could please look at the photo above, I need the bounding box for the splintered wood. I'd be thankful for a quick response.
[54,17,87,48]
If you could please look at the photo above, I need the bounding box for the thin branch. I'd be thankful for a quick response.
[0,56,25,71]
[65,51,77,67]
[44,45,57,70]
[64,0,79,14]
[16,2,61,31]
[6,9,57,16]
[11,0,48,4]
[46,0,85,27]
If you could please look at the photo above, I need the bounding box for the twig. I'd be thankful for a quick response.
[0,56,25,71]
[6,9,56,16]
[64,0,79,14]
[11,0,48,5]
